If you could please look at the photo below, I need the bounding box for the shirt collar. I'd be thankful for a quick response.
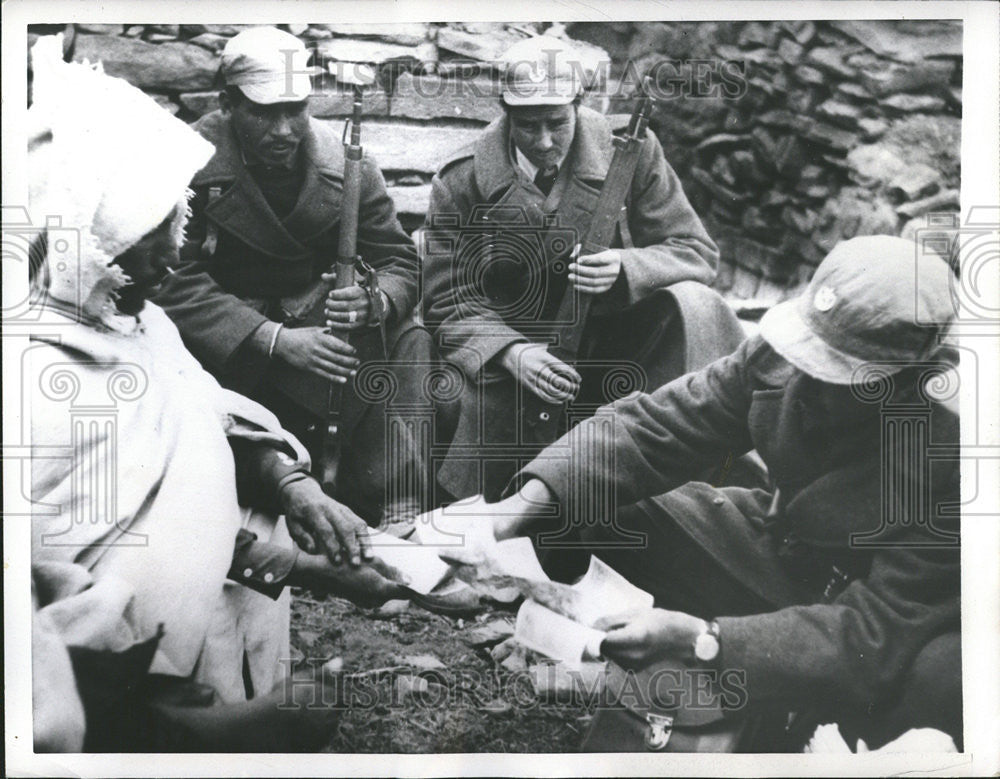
[511,139,566,182]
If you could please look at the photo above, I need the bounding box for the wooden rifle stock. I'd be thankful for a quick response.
[321,87,364,493]
[522,79,655,443]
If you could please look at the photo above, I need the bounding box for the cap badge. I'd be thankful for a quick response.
[814,285,838,312]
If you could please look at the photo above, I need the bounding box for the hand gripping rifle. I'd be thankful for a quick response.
[522,77,656,444]
[320,67,375,493]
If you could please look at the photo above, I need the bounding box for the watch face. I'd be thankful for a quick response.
[695,632,720,662]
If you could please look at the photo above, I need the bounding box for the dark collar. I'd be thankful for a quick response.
[191,112,347,260]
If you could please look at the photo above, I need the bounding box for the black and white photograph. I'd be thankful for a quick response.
[4,1,998,775]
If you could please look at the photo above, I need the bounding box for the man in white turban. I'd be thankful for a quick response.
[26,34,406,752]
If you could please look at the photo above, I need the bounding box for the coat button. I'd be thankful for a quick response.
[243,568,254,578]
[713,496,725,506]
[263,572,275,583]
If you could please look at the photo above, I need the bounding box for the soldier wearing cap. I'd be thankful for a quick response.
[154,26,433,530]
[435,235,961,749]
[422,35,745,502]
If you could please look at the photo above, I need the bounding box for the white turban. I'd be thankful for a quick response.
[28,34,214,332]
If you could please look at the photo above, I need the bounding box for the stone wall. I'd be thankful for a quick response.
[29,20,962,305]
[569,20,962,305]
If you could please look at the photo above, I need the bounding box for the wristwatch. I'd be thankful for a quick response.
[693,619,722,665]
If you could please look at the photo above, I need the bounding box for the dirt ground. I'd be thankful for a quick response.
[290,589,593,753]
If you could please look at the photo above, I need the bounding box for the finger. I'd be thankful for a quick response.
[310,357,356,381]
[326,320,365,332]
[310,516,344,566]
[569,276,613,295]
[567,263,605,279]
[358,529,374,561]
[288,522,318,555]
[316,334,357,356]
[546,361,582,385]
[326,285,367,301]
[329,510,365,567]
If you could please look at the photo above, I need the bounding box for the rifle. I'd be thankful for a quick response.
[320,74,369,494]
[522,77,656,444]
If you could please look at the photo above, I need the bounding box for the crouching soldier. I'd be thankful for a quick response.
[154,26,434,533]
[422,35,746,502]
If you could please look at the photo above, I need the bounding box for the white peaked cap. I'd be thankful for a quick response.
[28,34,214,330]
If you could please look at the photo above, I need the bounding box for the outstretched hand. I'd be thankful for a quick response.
[281,477,372,567]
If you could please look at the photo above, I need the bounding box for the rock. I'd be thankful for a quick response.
[353,121,481,174]
[306,89,390,118]
[730,150,757,185]
[695,133,751,154]
[815,100,862,130]
[147,24,180,37]
[317,23,431,46]
[390,73,500,123]
[76,24,124,35]
[806,47,856,79]
[72,34,219,91]
[811,187,899,253]
[801,121,858,152]
[757,110,801,131]
[780,20,816,46]
[857,57,956,97]
[187,33,230,53]
[782,206,819,234]
[896,188,960,219]
[737,22,779,49]
[300,27,333,41]
[376,598,410,616]
[691,166,749,204]
[436,26,524,62]
[123,26,145,38]
[149,93,179,115]
[394,674,431,699]
[883,94,947,114]
[786,86,823,114]
[857,117,889,141]
[751,128,806,176]
[846,144,908,188]
[946,86,962,108]
[314,38,426,65]
[286,23,310,36]
[777,38,804,66]
[499,643,529,672]
[177,91,220,117]
[461,619,515,648]
[400,653,446,670]
[792,65,826,87]
[887,163,942,202]
[145,34,180,43]
[200,25,246,36]
[835,82,873,102]
[830,20,962,62]
[741,206,772,240]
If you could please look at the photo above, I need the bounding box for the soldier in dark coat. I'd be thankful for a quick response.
[422,36,746,502]
[427,236,962,749]
[154,27,433,529]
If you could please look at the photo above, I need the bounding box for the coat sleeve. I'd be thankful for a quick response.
[616,130,719,303]
[519,336,761,506]
[717,419,962,710]
[355,153,421,320]
[422,168,529,379]
[151,187,272,379]
[718,531,961,710]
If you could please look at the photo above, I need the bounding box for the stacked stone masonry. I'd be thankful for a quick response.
[30,20,962,305]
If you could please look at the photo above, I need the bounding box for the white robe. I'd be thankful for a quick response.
[29,302,307,702]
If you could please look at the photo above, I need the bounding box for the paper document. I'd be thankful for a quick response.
[514,599,606,669]
[366,529,453,595]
